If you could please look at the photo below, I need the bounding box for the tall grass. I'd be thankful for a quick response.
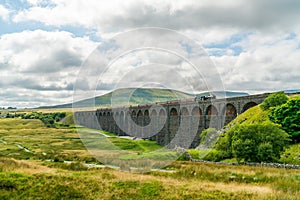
[1,158,299,199]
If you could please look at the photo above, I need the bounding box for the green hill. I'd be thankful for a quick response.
[226,106,271,128]
[223,93,300,131]
[39,88,249,109]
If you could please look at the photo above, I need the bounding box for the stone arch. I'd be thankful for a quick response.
[181,107,189,116]
[192,106,202,116]
[170,108,178,116]
[99,112,102,116]
[159,109,166,116]
[206,105,218,115]
[131,110,136,117]
[242,102,257,112]
[107,112,111,116]
[137,110,143,117]
[144,110,149,117]
[151,110,157,116]
[103,112,106,116]
[224,103,237,116]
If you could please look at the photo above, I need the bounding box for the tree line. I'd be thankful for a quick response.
[5,112,66,127]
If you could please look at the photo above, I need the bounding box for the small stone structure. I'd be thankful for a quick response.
[74,93,269,148]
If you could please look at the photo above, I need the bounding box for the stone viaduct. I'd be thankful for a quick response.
[74,93,269,148]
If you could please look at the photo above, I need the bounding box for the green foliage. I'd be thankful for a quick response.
[215,129,235,159]
[231,123,290,163]
[6,112,67,127]
[57,112,74,127]
[257,143,274,162]
[269,97,300,142]
[260,91,288,110]
[279,144,300,165]
[226,106,272,127]
[202,149,224,162]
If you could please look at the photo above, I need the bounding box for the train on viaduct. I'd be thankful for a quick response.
[74,93,269,148]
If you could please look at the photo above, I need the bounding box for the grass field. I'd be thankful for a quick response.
[1,158,300,199]
[1,118,300,199]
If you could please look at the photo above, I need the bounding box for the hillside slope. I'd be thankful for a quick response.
[213,93,300,164]
[39,88,249,109]
[224,93,300,130]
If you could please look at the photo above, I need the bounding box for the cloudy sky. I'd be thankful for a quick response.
[1,0,300,108]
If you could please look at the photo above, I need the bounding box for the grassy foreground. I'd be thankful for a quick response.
[1,158,300,199]
[1,118,300,199]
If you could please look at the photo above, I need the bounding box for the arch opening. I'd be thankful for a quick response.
[144,110,149,117]
[151,110,157,117]
[192,107,202,116]
[225,103,237,116]
[137,110,143,117]
[242,102,258,112]
[181,107,189,116]
[206,105,218,115]
[170,108,178,116]
[159,109,166,116]
[131,110,136,117]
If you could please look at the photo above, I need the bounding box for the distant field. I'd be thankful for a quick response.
[0,118,163,163]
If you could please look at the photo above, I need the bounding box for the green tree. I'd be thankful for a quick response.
[260,92,288,110]
[215,128,235,159]
[269,97,300,142]
[257,143,274,162]
[231,123,289,163]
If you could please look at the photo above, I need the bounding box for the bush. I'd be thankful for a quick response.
[231,123,290,163]
[269,97,300,143]
[203,149,223,162]
[260,92,288,110]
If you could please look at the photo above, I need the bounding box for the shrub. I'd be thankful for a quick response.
[260,92,288,110]
[203,149,223,162]
[269,97,300,143]
[231,123,290,163]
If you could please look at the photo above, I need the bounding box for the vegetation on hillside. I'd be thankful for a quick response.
[269,96,300,142]
[199,93,300,164]
[260,91,288,110]
[219,123,289,163]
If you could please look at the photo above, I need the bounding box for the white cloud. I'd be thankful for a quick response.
[0,88,74,108]
[212,31,300,91]
[0,29,97,73]
[0,30,98,107]
[0,4,10,21]
[2,0,300,107]
[12,0,300,33]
